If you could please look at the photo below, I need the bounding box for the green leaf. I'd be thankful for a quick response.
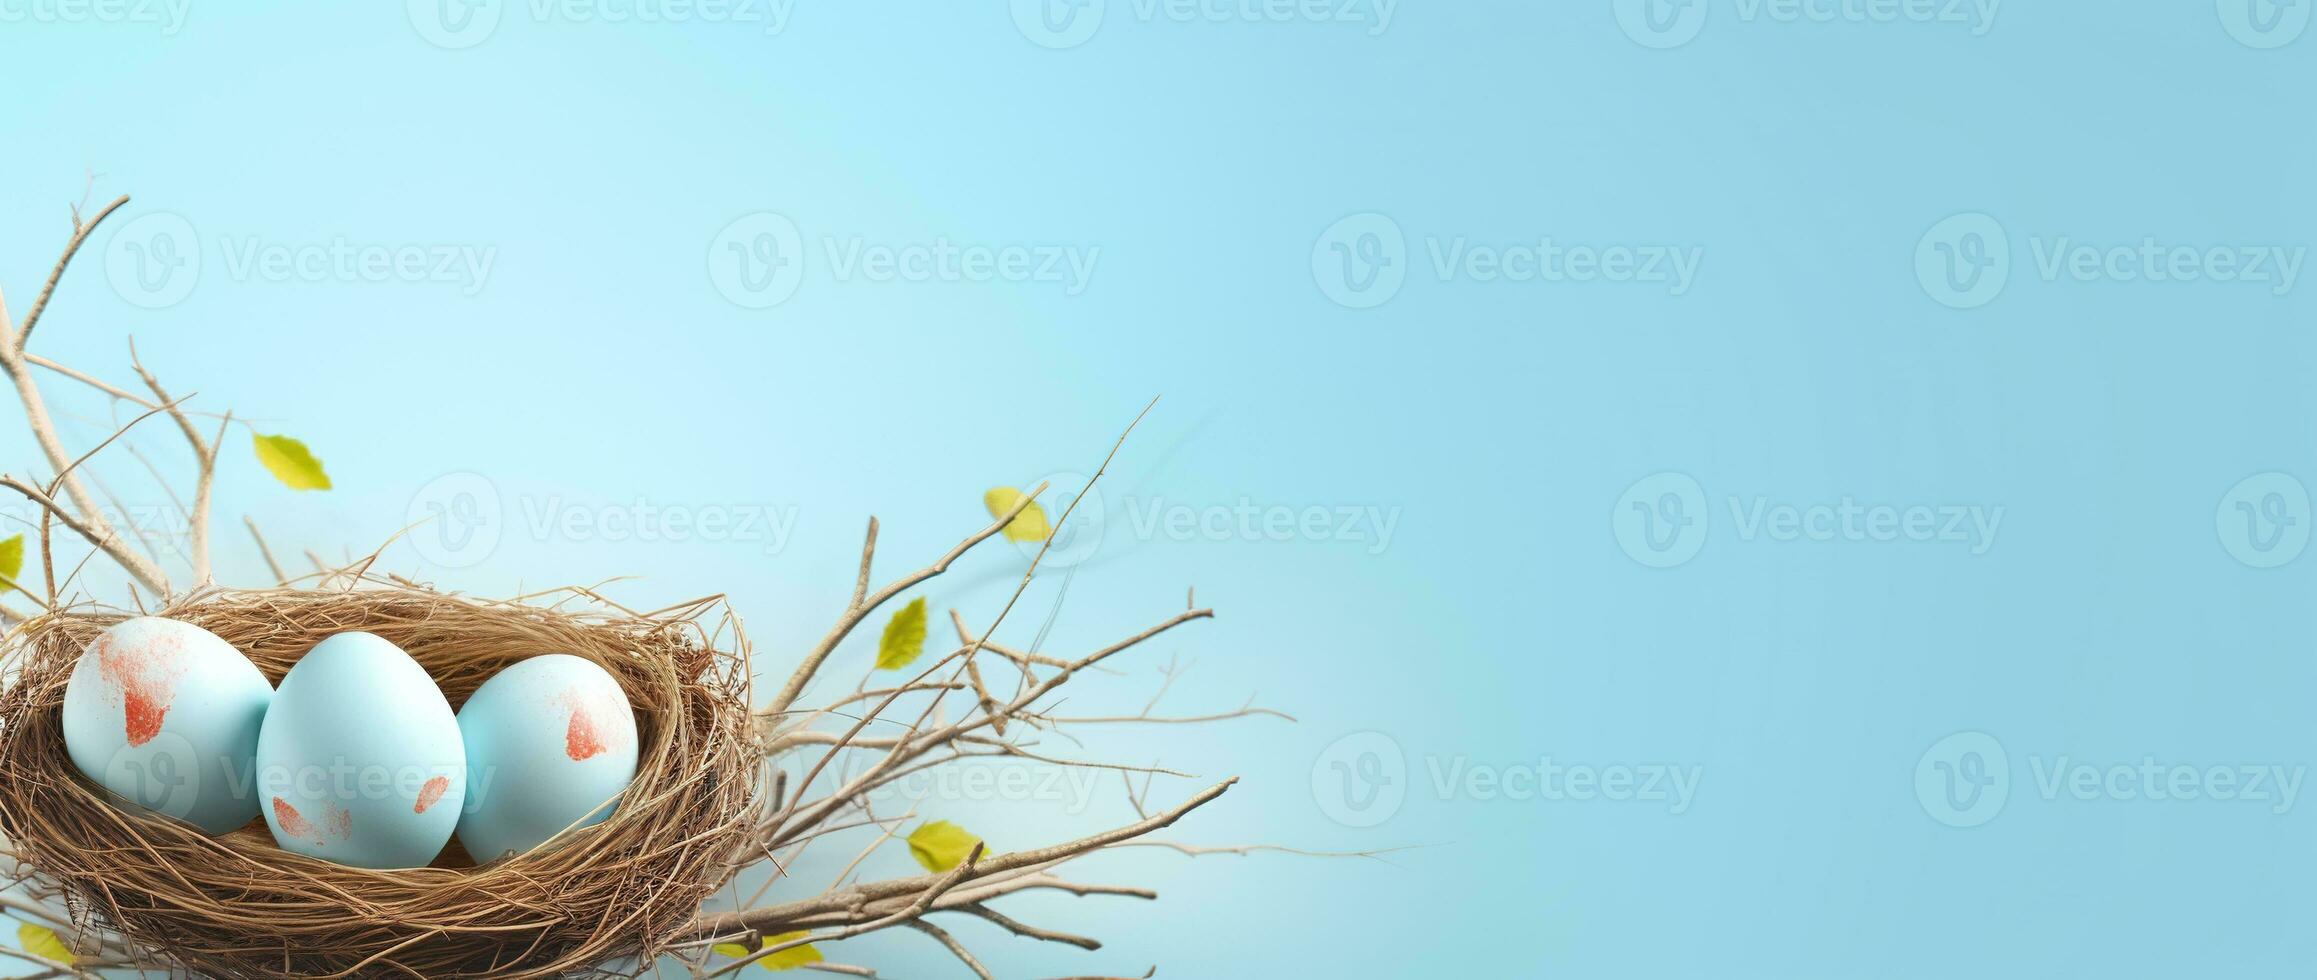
[715,932,823,971]
[252,434,331,490]
[906,820,982,873]
[982,487,1050,543]
[874,596,929,670]
[17,922,72,965]
[0,534,22,595]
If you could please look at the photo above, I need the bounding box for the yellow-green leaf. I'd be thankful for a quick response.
[252,434,331,490]
[715,932,823,970]
[906,820,982,873]
[874,596,929,670]
[982,486,1050,543]
[17,922,71,965]
[0,534,22,595]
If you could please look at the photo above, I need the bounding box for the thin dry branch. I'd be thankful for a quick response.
[760,487,1047,721]
[0,193,171,595]
[129,339,223,583]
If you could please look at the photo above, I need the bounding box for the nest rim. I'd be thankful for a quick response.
[0,583,761,979]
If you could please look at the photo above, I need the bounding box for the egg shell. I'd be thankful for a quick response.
[455,654,638,861]
[253,632,465,869]
[60,617,273,835]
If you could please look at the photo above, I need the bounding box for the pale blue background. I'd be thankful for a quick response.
[1,2,2312,976]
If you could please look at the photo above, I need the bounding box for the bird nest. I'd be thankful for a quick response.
[0,584,760,979]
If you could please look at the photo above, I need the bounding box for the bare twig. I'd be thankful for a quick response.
[13,194,127,352]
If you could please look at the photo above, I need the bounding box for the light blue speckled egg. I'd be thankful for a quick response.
[253,632,465,869]
[455,654,639,861]
[59,617,273,835]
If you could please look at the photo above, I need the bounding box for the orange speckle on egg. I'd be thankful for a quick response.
[566,702,607,761]
[273,797,314,839]
[415,776,449,814]
[327,804,353,840]
[95,632,182,747]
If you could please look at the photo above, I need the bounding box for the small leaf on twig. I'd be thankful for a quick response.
[906,819,982,872]
[0,535,22,594]
[16,921,72,965]
[875,596,929,670]
[713,932,823,970]
[982,486,1050,543]
[252,434,332,490]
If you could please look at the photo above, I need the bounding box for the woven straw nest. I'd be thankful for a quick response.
[0,584,761,978]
